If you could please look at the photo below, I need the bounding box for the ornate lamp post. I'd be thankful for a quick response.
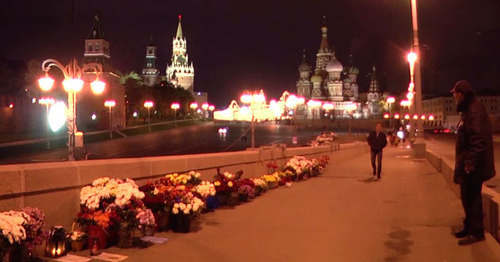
[144,101,154,132]
[104,100,116,139]
[171,102,180,127]
[38,58,105,160]
[39,97,55,149]
[240,91,266,148]
[386,96,395,129]
[409,0,426,158]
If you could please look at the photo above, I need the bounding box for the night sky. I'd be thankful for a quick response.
[1,0,499,108]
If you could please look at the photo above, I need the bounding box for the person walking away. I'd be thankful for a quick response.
[451,80,496,245]
[367,122,387,179]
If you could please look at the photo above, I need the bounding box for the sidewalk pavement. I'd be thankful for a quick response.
[70,146,500,262]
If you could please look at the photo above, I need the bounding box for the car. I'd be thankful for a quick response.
[218,127,228,134]
[316,132,337,142]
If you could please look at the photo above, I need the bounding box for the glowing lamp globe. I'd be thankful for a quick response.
[38,77,54,91]
[202,103,209,110]
[171,103,180,110]
[62,78,84,93]
[407,52,417,64]
[104,100,116,107]
[91,80,105,94]
[49,101,67,132]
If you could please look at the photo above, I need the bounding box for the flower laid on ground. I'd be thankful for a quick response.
[20,207,46,252]
[139,182,173,213]
[171,191,204,216]
[261,174,278,183]
[238,185,256,201]
[213,169,242,194]
[163,171,202,186]
[0,210,29,245]
[135,208,155,229]
[250,178,268,194]
[266,161,279,174]
[80,177,145,210]
[194,181,216,199]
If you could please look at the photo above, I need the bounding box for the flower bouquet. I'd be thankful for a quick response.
[213,169,242,206]
[261,174,279,189]
[285,156,312,180]
[162,171,202,186]
[250,178,268,195]
[20,207,46,255]
[170,189,204,233]
[194,181,218,210]
[139,182,174,232]
[77,177,147,248]
[0,210,29,261]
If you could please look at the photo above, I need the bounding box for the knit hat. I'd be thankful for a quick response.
[450,80,475,96]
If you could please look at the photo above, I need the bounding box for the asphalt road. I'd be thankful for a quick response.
[0,123,366,165]
[426,132,500,192]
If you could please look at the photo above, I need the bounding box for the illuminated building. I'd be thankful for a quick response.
[166,15,195,93]
[141,38,160,87]
[296,17,361,119]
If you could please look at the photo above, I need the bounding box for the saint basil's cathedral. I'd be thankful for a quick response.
[296,18,382,119]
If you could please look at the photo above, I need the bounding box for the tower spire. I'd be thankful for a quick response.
[176,14,183,39]
[319,16,330,51]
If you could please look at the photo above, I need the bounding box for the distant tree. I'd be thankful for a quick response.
[0,58,25,95]
[23,59,44,98]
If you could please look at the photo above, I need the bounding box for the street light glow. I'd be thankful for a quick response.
[208,105,215,111]
[189,102,198,109]
[144,101,154,108]
[394,113,400,119]
[48,101,67,132]
[407,51,417,65]
[38,76,54,91]
[384,113,389,119]
[104,100,116,107]
[386,96,395,104]
[202,103,209,110]
[171,103,180,110]
[91,79,106,94]
[62,78,84,93]
[428,115,435,121]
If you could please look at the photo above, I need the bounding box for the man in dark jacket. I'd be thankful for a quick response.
[367,122,387,179]
[451,80,496,245]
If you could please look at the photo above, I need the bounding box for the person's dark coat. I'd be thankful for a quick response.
[454,97,496,184]
[367,131,387,152]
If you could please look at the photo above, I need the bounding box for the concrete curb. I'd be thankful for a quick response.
[426,149,500,242]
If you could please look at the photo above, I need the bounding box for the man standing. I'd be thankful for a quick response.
[451,80,496,245]
[367,122,387,179]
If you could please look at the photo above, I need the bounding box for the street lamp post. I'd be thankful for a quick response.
[38,58,105,160]
[409,0,426,158]
[104,100,116,139]
[386,96,395,130]
[39,97,55,149]
[144,101,154,132]
[171,102,180,127]
[241,91,265,148]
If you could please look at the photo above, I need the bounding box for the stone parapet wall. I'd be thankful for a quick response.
[0,143,368,229]
[427,149,500,242]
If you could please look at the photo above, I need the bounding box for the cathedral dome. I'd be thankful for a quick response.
[345,65,359,75]
[298,61,310,72]
[326,58,343,72]
[311,73,323,83]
